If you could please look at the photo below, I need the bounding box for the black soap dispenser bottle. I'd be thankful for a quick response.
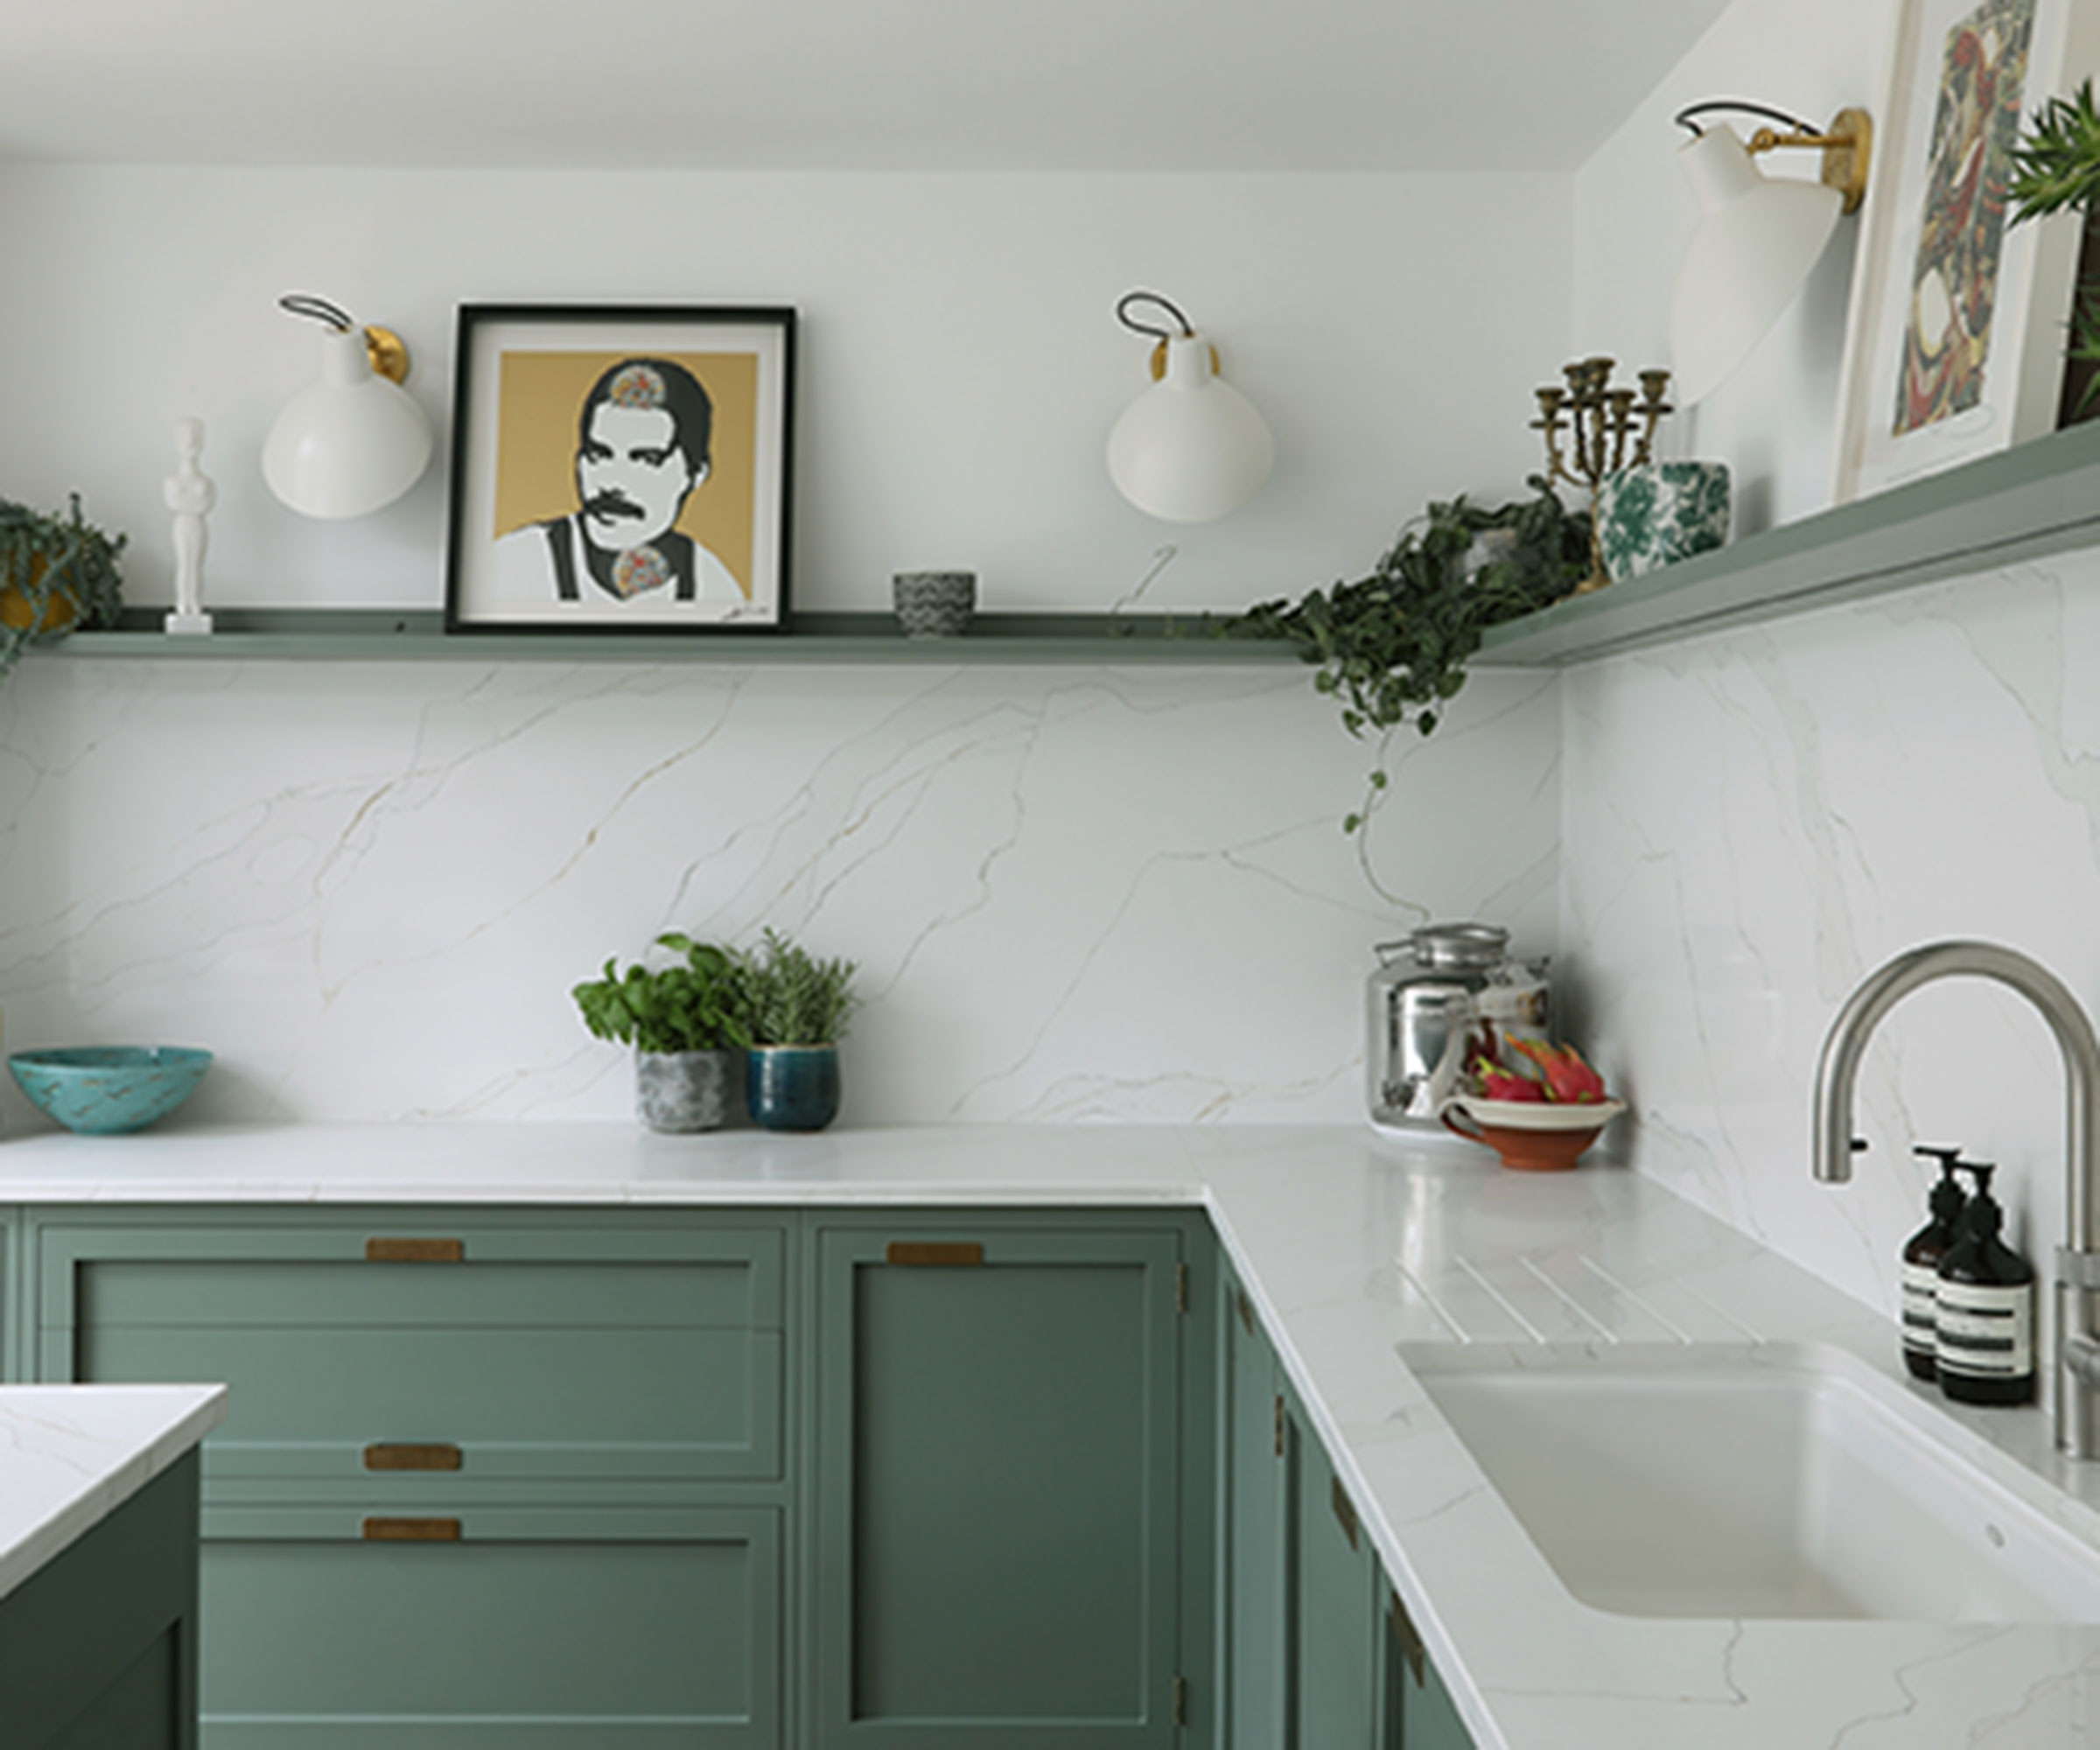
[1902,1146,1967,1382]
[1936,1162,2037,1406]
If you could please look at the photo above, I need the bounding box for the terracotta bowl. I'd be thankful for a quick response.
[1439,1095,1626,1172]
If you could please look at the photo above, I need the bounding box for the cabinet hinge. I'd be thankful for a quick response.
[1173,1674,1188,1728]
[1274,1393,1286,1459]
[1176,1261,1189,1314]
[1390,1588,1426,1687]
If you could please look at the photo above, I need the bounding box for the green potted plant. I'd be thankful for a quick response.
[572,932,751,1132]
[732,928,858,1132]
[2009,77,2100,419]
[1225,479,1587,892]
[0,495,125,685]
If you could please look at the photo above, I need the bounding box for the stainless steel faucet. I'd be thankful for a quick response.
[1812,941,2100,1458]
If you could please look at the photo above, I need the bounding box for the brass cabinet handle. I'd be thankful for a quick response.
[362,1516,461,1542]
[365,1237,465,1263]
[886,1242,984,1267]
[363,1443,463,1473]
[1331,1475,1360,1550]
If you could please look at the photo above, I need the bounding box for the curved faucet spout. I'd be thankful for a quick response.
[1810,940,2100,1456]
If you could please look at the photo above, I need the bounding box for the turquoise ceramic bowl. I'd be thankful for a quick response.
[10,1046,214,1135]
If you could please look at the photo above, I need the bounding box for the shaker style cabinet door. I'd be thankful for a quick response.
[1220,1274,1286,1750]
[810,1223,1185,1750]
[35,1215,786,1490]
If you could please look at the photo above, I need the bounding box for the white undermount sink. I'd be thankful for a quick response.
[1398,1342,2100,1622]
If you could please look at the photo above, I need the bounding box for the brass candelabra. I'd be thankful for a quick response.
[1532,358,1673,594]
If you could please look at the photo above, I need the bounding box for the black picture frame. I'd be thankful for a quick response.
[444,304,794,634]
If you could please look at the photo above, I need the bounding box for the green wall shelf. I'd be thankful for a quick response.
[39,608,1295,666]
[38,420,2100,674]
[1478,418,2100,668]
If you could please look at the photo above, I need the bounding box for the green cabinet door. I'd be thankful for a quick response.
[1220,1277,1285,1750]
[1290,1393,1377,1750]
[1382,1586,1476,1750]
[811,1222,1184,1750]
[0,1451,201,1750]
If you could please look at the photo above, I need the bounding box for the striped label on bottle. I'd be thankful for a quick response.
[1900,1261,1940,1356]
[1936,1281,2034,1379]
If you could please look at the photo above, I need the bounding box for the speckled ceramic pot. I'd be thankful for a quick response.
[1596,461,1731,584]
[635,1049,732,1133]
[9,1046,213,1134]
[746,1044,841,1131]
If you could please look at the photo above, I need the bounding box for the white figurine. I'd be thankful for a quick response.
[164,416,215,635]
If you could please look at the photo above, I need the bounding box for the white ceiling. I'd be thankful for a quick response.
[0,0,1728,171]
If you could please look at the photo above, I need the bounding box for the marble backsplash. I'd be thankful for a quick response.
[1563,541,2100,1323]
[0,655,1558,1129]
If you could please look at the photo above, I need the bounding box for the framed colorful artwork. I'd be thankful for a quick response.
[1829,0,2098,502]
[444,304,794,632]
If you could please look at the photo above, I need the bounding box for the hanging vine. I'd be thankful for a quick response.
[0,495,127,682]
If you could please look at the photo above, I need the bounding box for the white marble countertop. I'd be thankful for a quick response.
[3,1119,2097,1746]
[0,1384,228,1603]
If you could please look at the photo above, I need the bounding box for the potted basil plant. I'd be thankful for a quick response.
[732,928,858,1132]
[572,932,751,1132]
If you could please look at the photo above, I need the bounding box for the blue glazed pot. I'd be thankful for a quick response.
[746,1045,841,1132]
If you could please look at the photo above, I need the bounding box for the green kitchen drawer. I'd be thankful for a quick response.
[38,1220,786,1485]
[195,1505,780,1747]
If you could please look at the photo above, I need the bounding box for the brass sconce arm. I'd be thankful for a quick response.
[1674,100,1874,215]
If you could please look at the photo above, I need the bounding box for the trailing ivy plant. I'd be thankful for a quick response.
[0,495,126,684]
[572,932,752,1054]
[1226,477,1589,841]
[2009,78,2100,415]
[732,928,859,1047]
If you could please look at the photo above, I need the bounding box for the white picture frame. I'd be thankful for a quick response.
[1829,0,2099,503]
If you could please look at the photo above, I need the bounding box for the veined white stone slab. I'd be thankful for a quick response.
[0,1384,228,1603]
[4,1120,2100,1746]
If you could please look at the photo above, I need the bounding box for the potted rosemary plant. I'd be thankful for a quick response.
[732,928,858,1132]
[572,932,750,1132]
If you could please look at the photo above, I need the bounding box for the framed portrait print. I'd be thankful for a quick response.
[444,304,794,632]
[1830,0,2099,502]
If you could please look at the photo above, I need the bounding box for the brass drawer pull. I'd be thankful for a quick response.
[1331,1476,1360,1550]
[365,1237,465,1264]
[363,1443,463,1473]
[886,1242,984,1267]
[363,1516,461,1542]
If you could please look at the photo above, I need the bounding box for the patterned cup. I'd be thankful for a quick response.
[1595,462,1731,584]
[892,571,976,637]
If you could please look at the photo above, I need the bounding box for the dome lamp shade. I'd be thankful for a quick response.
[1106,290,1275,523]
[1668,103,1872,407]
[262,293,434,520]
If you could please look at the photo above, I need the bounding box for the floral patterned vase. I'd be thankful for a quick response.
[1594,461,1731,584]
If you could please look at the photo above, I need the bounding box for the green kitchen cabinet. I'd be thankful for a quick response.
[1217,1264,1474,1750]
[1,1451,202,1750]
[36,1211,787,1493]
[1220,1277,1285,1750]
[33,1208,794,1747]
[196,1504,780,1746]
[1382,1585,1475,1750]
[808,1217,1194,1750]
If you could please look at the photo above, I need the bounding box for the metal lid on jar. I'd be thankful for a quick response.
[1408,922,1510,970]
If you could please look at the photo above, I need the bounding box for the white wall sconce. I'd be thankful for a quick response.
[1106,290,1275,523]
[1670,102,1874,406]
[262,293,434,519]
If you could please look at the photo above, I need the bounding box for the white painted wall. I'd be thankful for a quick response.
[1572,0,1897,534]
[0,166,1569,617]
[0,165,1572,1127]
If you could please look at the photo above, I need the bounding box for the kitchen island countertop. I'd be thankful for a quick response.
[2,1119,2096,1748]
